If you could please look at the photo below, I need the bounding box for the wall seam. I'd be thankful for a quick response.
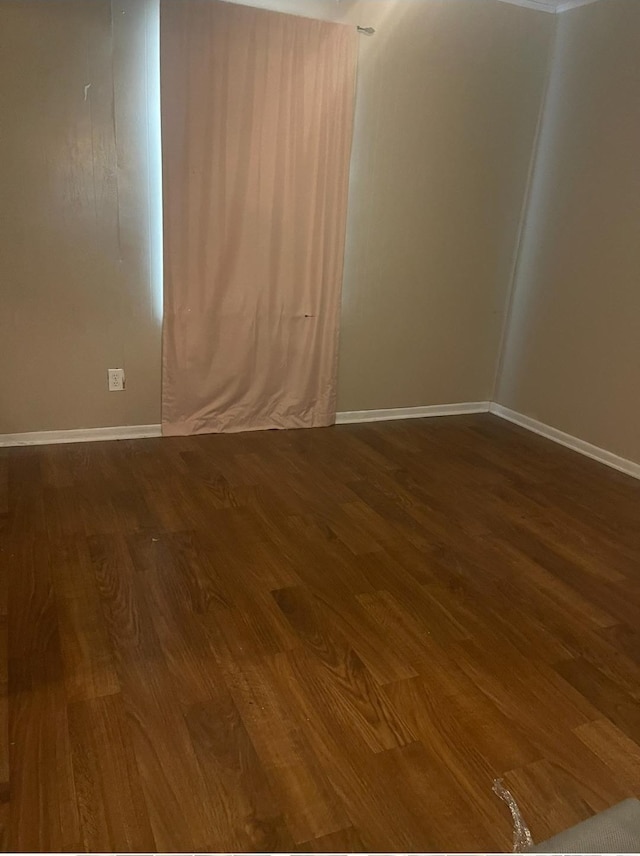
[490,12,561,402]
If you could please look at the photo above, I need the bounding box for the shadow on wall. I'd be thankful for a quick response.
[495,0,640,464]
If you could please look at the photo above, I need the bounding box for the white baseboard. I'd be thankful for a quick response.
[0,423,161,448]
[490,403,640,481]
[5,405,637,484]
[1,405,490,444]
[336,402,491,425]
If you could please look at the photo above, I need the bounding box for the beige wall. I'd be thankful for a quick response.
[0,0,162,434]
[335,0,554,411]
[0,0,553,433]
[495,0,640,464]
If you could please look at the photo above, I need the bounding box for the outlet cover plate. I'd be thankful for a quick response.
[108,368,125,391]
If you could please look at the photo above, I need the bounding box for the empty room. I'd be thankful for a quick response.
[1,0,640,852]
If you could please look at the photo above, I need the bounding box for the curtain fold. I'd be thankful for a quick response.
[160,0,357,435]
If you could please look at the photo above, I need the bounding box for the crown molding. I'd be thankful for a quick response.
[496,0,602,13]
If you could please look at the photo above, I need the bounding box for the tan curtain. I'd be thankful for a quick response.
[160,0,357,435]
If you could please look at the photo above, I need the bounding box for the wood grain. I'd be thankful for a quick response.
[2,414,640,850]
[68,693,155,851]
[184,694,295,851]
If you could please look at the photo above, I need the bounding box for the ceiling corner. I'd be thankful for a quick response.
[555,0,603,12]
[495,0,558,14]
[495,0,603,13]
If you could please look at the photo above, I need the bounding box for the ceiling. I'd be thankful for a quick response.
[496,0,602,12]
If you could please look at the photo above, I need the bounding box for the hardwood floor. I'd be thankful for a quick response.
[1,414,640,851]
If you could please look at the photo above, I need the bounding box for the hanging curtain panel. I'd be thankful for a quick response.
[160,0,357,435]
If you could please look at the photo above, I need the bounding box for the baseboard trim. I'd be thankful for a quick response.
[489,404,640,481]
[0,424,162,448]
[336,402,491,425]
[5,405,637,484]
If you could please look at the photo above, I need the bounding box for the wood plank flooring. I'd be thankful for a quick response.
[1,414,640,851]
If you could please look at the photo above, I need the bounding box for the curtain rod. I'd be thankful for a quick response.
[357,26,375,35]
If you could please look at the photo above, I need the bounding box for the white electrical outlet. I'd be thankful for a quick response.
[108,368,125,391]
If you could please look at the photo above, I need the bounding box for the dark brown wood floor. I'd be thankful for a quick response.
[1,415,640,852]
